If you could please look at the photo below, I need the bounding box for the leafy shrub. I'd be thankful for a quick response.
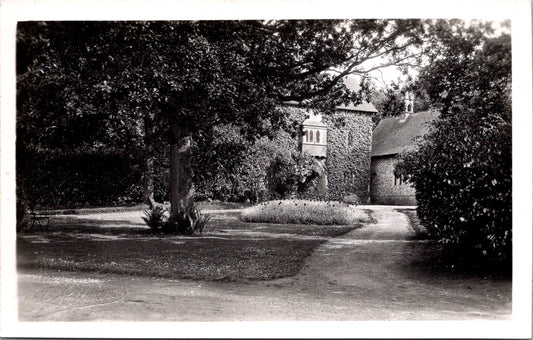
[192,109,312,203]
[342,194,361,205]
[191,126,273,203]
[142,205,169,232]
[143,205,210,235]
[240,199,372,225]
[165,206,210,235]
[397,114,511,263]
[266,152,320,199]
[396,31,511,266]
[266,154,298,198]
[17,149,144,208]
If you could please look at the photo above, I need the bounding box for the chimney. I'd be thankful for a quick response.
[399,91,414,122]
[404,91,414,114]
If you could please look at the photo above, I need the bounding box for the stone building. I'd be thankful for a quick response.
[370,101,439,205]
[291,98,377,202]
[289,88,440,206]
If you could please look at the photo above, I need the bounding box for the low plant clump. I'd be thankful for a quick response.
[240,199,372,225]
[142,205,210,235]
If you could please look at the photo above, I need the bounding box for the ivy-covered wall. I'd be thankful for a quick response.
[323,110,372,202]
[194,105,373,203]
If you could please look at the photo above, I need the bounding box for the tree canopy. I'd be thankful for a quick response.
[17,20,424,147]
[17,20,425,231]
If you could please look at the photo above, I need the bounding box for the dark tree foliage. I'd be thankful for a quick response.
[372,80,432,127]
[266,152,320,199]
[17,20,424,232]
[373,82,405,118]
[396,20,512,266]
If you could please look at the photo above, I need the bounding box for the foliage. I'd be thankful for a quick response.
[266,152,320,199]
[396,21,511,264]
[240,199,372,225]
[17,20,425,231]
[143,205,210,235]
[192,107,318,202]
[266,154,299,198]
[17,149,144,208]
[323,112,372,202]
[373,82,405,118]
[342,194,361,205]
[165,206,210,235]
[191,124,272,203]
[371,80,432,126]
[142,206,169,232]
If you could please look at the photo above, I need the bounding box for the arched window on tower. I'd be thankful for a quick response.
[301,123,327,157]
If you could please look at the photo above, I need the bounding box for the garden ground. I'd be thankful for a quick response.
[17,205,511,321]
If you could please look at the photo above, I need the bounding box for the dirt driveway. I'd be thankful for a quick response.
[18,206,511,321]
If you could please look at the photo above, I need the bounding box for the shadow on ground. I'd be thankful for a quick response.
[17,206,512,321]
[17,210,358,281]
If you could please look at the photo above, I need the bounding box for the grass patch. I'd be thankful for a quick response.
[17,212,358,281]
[396,208,428,240]
[17,237,321,281]
[240,199,372,225]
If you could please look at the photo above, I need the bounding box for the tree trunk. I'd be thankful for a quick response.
[141,154,155,204]
[141,112,157,207]
[169,118,195,220]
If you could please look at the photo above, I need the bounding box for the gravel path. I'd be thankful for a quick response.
[18,206,511,321]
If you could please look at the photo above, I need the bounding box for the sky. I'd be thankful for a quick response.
[362,19,511,89]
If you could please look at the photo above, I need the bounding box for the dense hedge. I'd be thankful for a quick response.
[18,106,371,208]
[397,113,511,264]
[396,31,512,266]
[17,149,145,208]
[192,107,320,202]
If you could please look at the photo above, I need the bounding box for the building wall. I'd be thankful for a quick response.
[323,111,372,202]
[370,155,416,205]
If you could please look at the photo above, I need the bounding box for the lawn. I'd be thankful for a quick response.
[395,208,428,240]
[17,205,362,281]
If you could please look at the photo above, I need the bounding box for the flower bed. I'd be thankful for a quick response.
[240,199,372,225]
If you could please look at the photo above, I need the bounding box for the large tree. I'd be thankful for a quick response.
[396,20,512,264]
[18,20,424,233]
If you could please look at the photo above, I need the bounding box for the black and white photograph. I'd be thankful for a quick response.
[0,0,531,338]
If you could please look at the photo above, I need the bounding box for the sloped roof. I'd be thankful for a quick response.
[371,110,440,157]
